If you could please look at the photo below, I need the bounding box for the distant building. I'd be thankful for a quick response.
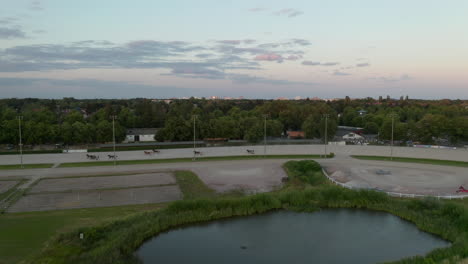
[125,128,159,142]
[287,131,305,139]
[357,109,367,116]
[342,132,364,141]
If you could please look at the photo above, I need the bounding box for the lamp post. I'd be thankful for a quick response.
[17,116,23,168]
[323,114,329,158]
[263,114,268,158]
[111,115,117,166]
[389,113,398,161]
[193,115,197,161]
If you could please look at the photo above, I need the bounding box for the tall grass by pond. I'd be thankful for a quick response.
[31,160,468,264]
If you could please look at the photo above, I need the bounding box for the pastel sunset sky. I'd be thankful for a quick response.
[1,0,467,99]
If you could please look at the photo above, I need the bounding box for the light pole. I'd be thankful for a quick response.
[389,113,398,160]
[111,115,117,166]
[323,114,329,158]
[193,115,197,161]
[17,116,23,168]
[263,114,268,158]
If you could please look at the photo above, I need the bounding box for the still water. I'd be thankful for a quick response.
[136,209,449,264]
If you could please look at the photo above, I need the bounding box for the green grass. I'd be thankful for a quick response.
[58,154,325,168]
[174,171,216,200]
[352,155,468,167]
[0,203,166,264]
[0,164,54,170]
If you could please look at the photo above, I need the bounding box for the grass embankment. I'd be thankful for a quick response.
[30,160,468,264]
[352,155,468,167]
[0,204,166,264]
[0,164,54,170]
[174,171,216,200]
[58,154,329,168]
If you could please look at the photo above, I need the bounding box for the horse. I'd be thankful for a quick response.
[193,150,202,156]
[152,149,160,154]
[246,149,255,154]
[108,154,117,159]
[144,151,152,155]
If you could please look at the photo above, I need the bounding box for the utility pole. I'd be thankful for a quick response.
[111,115,117,166]
[389,113,398,161]
[263,114,268,158]
[193,115,197,161]
[17,116,23,168]
[323,114,329,158]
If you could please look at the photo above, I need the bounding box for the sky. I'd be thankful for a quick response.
[0,0,467,99]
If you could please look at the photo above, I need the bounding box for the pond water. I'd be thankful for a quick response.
[136,209,450,264]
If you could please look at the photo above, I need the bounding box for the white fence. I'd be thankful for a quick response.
[321,169,468,200]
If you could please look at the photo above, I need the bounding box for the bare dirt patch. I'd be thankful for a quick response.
[8,185,182,212]
[30,173,175,193]
[0,181,18,194]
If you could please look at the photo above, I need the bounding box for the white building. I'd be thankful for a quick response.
[342,132,364,141]
[125,128,159,142]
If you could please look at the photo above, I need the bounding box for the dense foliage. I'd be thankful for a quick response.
[1,97,467,145]
[30,160,468,264]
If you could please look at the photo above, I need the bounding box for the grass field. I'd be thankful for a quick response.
[0,164,54,170]
[58,154,326,168]
[352,155,468,167]
[0,203,166,264]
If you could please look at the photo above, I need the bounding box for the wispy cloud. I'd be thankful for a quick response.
[302,61,340,66]
[356,63,370,67]
[368,74,412,83]
[30,1,43,11]
[333,71,350,76]
[0,27,27,39]
[254,53,284,63]
[274,8,303,18]
[248,7,268,12]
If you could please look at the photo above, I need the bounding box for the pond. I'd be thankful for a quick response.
[136,209,450,264]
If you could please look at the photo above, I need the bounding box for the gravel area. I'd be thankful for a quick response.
[8,185,182,212]
[0,181,18,194]
[30,173,175,193]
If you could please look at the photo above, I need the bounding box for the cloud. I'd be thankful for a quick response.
[356,63,370,67]
[322,62,340,66]
[217,40,242,45]
[274,8,303,18]
[30,1,43,11]
[333,71,350,76]
[290,38,311,46]
[302,61,320,66]
[302,61,339,66]
[0,17,18,25]
[0,27,27,39]
[370,74,412,83]
[285,55,302,61]
[254,54,283,63]
[195,53,214,58]
[248,7,268,12]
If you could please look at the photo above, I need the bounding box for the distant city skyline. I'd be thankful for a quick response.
[1,0,467,99]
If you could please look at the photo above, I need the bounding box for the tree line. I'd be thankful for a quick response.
[0,97,467,145]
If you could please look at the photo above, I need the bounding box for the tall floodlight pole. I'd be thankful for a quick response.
[389,113,398,161]
[111,115,117,166]
[263,114,268,158]
[17,116,23,168]
[193,115,197,161]
[323,114,329,158]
